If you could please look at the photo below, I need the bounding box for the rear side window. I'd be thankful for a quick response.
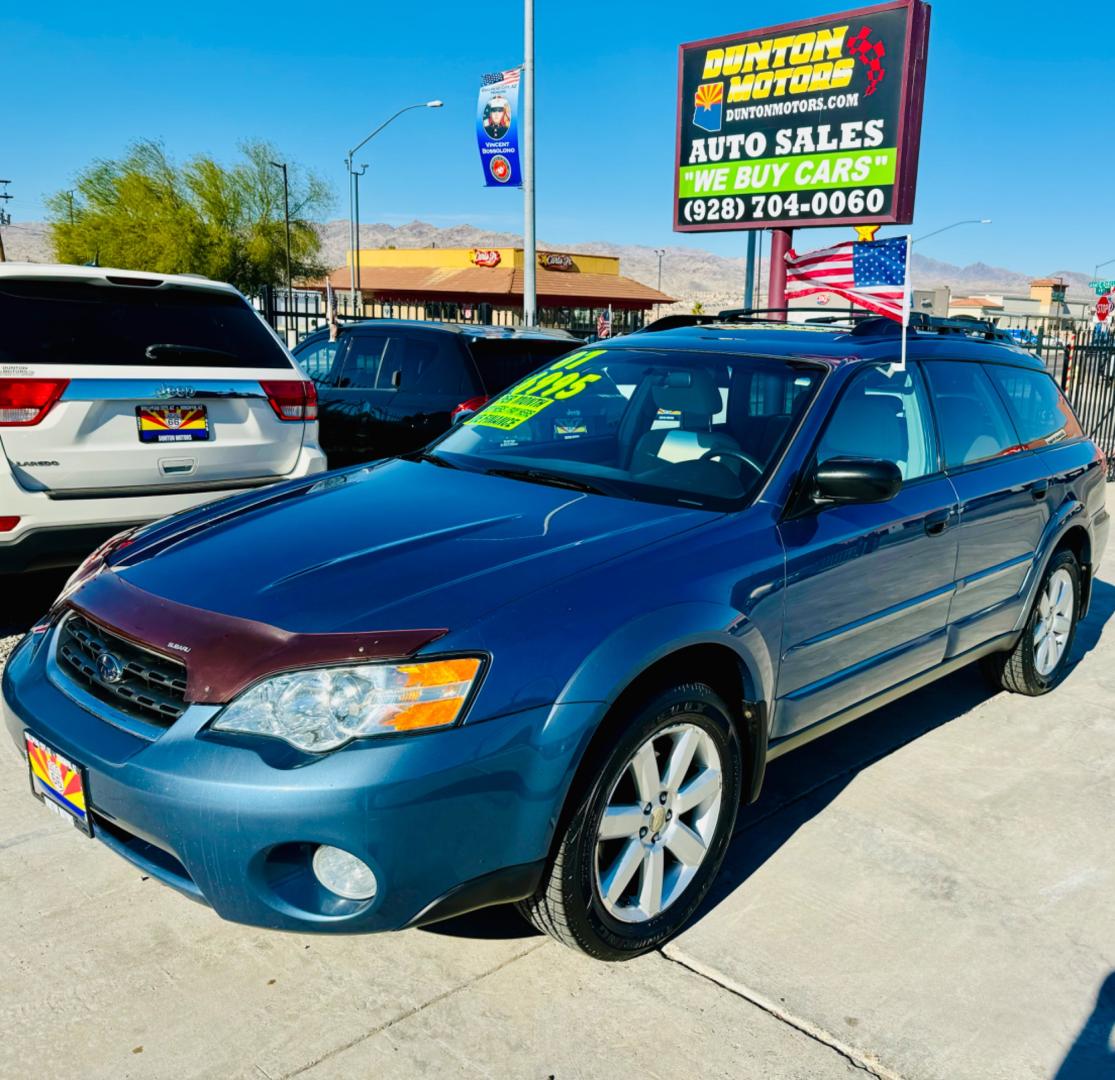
[922,361,1021,468]
[468,339,576,394]
[294,336,342,383]
[0,279,292,368]
[336,333,389,388]
[386,334,475,396]
[985,364,1083,448]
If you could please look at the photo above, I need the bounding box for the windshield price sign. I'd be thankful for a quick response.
[674,0,930,232]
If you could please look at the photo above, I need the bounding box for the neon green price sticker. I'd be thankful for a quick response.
[468,349,606,431]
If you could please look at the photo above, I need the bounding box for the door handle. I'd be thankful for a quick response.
[1031,483,1049,501]
[924,510,952,537]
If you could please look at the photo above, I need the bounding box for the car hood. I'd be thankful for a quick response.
[109,459,714,633]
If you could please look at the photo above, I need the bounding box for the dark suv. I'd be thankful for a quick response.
[292,320,579,466]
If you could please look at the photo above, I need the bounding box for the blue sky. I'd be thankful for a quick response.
[3,1,1111,276]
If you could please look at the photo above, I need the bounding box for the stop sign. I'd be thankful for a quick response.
[1098,294,1113,322]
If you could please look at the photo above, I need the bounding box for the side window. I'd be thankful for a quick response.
[336,334,389,389]
[293,336,341,384]
[984,364,1083,448]
[379,335,475,396]
[923,361,1021,468]
[815,365,937,481]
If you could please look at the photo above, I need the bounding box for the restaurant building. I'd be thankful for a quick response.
[317,247,673,335]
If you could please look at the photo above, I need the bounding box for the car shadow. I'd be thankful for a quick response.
[426,577,1115,944]
[695,573,1115,927]
[1054,971,1115,1079]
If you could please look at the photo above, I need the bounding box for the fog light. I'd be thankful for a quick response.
[311,845,378,900]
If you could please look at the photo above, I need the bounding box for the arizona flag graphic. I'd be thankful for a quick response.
[693,83,724,133]
[27,736,87,821]
[137,405,209,442]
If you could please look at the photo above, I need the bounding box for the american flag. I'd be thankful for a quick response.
[785,236,910,323]
[596,306,612,339]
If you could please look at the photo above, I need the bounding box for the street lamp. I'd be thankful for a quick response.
[1093,256,1115,281]
[269,161,293,327]
[346,100,443,307]
[654,249,665,318]
[912,218,992,245]
[351,164,368,304]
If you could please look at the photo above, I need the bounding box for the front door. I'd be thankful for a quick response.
[775,363,959,738]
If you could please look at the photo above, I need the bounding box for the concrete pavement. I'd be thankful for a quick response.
[1,566,1112,1078]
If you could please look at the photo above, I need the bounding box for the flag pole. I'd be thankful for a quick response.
[522,0,537,327]
[898,234,911,372]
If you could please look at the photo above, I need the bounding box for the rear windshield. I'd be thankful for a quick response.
[467,338,578,394]
[0,280,292,369]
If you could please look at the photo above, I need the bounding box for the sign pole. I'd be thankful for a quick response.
[743,232,757,310]
[522,0,537,327]
[768,228,792,321]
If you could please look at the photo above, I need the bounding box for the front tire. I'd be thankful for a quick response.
[983,549,1081,695]
[518,683,742,960]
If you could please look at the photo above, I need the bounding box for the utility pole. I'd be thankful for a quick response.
[522,0,537,326]
[0,181,11,263]
[270,162,293,324]
[66,190,75,226]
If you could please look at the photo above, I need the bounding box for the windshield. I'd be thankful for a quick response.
[0,280,292,369]
[432,346,823,510]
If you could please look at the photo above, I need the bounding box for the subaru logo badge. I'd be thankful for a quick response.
[96,651,124,684]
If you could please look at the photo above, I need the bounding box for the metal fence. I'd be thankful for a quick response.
[253,285,644,345]
[1058,323,1115,478]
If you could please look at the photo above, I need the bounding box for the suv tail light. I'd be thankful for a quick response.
[0,517,19,532]
[260,380,318,422]
[0,378,70,426]
[451,394,489,420]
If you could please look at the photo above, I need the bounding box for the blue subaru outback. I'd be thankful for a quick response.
[3,316,1108,960]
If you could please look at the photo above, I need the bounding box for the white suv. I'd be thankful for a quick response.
[0,264,327,574]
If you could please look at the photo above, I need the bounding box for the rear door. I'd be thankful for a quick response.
[0,277,308,494]
[922,360,1052,653]
[385,330,480,451]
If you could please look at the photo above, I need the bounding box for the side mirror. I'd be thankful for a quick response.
[813,457,902,505]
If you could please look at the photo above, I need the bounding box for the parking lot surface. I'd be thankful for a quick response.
[1,565,1112,1079]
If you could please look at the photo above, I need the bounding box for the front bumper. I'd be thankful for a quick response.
[2,629,599,932]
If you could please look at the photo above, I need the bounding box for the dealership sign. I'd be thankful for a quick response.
[674,0,931,232]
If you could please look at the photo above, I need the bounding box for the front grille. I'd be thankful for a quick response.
[57,613,188,727]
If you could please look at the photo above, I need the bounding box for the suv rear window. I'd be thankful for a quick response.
[0,280,292,369]
[467,338,577,395]
[985,363,1083,448]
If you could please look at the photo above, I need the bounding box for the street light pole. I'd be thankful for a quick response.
[522,0,537,327]
[1093,256,1115,280]
[346,101,444,309]
[912,218,992,245]
[270,161,293,325]
[352,164,368,301]
[653,249,665,318]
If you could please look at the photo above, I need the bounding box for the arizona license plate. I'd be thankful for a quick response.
[26,733,93,835]
[136,404,210,443]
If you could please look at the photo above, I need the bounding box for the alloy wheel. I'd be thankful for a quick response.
[1033,567,1075,676]
[593,722,724,924]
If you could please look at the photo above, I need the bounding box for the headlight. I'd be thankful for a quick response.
[210,658,483,752]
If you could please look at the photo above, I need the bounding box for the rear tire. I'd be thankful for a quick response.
[518,683,742,961]
[982,549,1081,696]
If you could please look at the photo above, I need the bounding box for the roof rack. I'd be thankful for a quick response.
[637,306,870,335]
[850,313,1019,344]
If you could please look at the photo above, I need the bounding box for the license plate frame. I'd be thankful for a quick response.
[25,733,93,836]
[136,403,210,444]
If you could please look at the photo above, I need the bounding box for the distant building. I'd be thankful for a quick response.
[947,278,1093,327]
[312,247,673,336]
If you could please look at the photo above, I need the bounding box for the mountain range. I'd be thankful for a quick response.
[4,219,1095,309]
